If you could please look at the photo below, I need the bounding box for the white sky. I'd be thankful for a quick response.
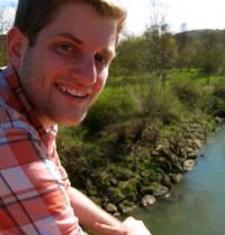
[122,0,225,34]
[1,0,225,35]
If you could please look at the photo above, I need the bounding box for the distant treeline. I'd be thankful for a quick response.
[1,28,225,74]
[111,28,225,76]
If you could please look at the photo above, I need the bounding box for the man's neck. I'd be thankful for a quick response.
[35,111,56,132]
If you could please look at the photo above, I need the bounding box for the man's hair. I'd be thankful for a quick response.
[14,0,127,45]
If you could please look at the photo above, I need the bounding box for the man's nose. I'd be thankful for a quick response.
[71,55,97,86]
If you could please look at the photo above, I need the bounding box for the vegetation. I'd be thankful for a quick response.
[58,71,225,212]
[57,27,225,212]
[113,29,225,77]
[1,15,225,212]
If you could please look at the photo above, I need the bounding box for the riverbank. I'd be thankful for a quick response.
[58,71,225,215]
[129,125,225,235]
[58,114,216,215]
[104,117,216,214]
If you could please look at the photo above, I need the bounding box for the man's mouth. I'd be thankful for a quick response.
[57,84,90,99]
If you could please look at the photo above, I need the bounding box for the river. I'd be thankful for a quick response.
[130,126,225,235]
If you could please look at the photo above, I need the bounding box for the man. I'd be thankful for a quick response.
[0,0,151,234]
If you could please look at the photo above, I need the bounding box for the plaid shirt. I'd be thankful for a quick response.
[0,65,82,234]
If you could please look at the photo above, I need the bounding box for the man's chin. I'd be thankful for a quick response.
[56,113,87,127]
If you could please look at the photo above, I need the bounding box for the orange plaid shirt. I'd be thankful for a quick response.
[0,65,82,234]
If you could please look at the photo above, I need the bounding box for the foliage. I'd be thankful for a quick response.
[210,80,225,117]
[82,85,141,133]
[143,24,176,77]
[58,69,220,207]
[111,29,225,79]
[110,37,147,75]
[0,11,224,208]
[175,30,225,75]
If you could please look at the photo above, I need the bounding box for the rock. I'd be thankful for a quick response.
[215,116,223,124]
[151,144,165,156]
[108,187,126,201]
[151,150,160,156]
[141,195,156,207]
[89,196,102,205]
[186,139,194,147]
[86,179,93,188]
[156,172,164,182]
[168,153,179,163]
[187,150,198,159]
[105,203,118,214]
[87,188,97,196]
[155,144,164,152]
[119,201,136,214]
[193,138,202,148]
[153,184,169,197]
[110,178,118,186]
[169,173,183,183]
[186,147,195,154]
[140,185,155,195]
[162,175,173,188]
[183,159,196,171]
[164,192,171,199]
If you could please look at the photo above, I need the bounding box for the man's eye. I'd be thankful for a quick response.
[95,53,108,67]
[57,43,74,54]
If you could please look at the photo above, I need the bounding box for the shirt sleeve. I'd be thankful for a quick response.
[0,127,82,235]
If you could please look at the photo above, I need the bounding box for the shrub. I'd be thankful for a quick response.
[210,81,225,116]
[171,79,202,108]
[82,86,139,133]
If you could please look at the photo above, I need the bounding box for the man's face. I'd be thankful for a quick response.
[17,2,117,127]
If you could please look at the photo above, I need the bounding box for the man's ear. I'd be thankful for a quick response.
[7,27,28,69]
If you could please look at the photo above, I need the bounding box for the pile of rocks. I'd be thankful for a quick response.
[101,122,211,214]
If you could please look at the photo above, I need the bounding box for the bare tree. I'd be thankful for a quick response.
[144,0,176,81]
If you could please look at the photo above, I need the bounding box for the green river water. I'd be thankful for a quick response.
[130,126,225,235]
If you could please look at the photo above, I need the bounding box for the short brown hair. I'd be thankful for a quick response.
[14,0,127,45]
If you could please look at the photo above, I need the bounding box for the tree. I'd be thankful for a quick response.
[176,23,189,70]
[143,0,176,82]
[110,36,147,76]
[199,31,222,75]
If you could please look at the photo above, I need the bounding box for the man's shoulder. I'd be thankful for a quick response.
[0,104,40,140]
[0,67,36,136]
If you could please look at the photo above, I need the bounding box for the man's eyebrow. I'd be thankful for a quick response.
[56,33,83,44]
[54,32,116,58]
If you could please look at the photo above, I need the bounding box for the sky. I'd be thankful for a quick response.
[122,0,225,34]
[1,0,225,35]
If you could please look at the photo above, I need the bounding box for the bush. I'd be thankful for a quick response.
[171,79,202,108]
[210,81,225,116]
[82,86,140,133]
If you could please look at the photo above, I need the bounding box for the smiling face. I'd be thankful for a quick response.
[11,2,117,127]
